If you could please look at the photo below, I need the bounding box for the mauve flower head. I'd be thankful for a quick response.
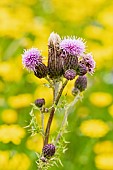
[60,37,86,56]
[22,48,42,71]
[42,144,55,158]
[64,69,76,80]
[82,53,96,74]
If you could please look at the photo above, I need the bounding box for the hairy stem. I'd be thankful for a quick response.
[55,92,80,144]
[44,79,68,145]
[41,110,44,146]
[55,79,68,105]
[44,107,55,145]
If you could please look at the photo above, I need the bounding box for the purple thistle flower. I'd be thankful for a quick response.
[60,37,86,56]
[35,98,45,107]
[82,53,96,74]
[74,75,87,92]
[42,144,55,158]
[64,69,76,80]
[22,48,42,71]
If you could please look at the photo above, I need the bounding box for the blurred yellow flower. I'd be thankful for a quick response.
[8,94,33,108]
[0,62,22,82]
[108,104,113,117]
[0,150,30,170]
[26,134,43,153]
[89,92,112,107]
[95,153,113,170]
[80,119,109,138]
[94,141,113,154]
[0,151,9,170]
[0,124,25,144]
[8,153,31,170]
[1,109,18,124]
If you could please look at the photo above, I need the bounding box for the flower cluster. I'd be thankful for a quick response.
[22,32,96,169]
[22,32,95,81]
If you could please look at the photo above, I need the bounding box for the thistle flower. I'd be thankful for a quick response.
[48,32,63,79]
[22,48,42,71]
[63,54,78,71]
[76,63,87,76]
[81,53,96,74]
[35,98,45,107]
[42,144,55,158]
[48,32,61,47]
[34,63,48,78]
[74,75,87,92]
[60,37,86,56]
[64,69,76,80]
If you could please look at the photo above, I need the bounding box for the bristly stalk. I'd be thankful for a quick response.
[55,91,80,145]
[44,79,68,146]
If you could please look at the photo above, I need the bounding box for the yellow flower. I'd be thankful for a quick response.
[108,104,113,117]
[0,151,9,170]
[89,92,112,107]
[26,134,43,153]
[0,62,22,82]
[9,153,31,170]
[0,124,25,144]
[0,151,31,170]
[80,119,109,138]
[95,153,113,170]
[8,94,33,108]
[94,141,113,154]
[1,109,18,124]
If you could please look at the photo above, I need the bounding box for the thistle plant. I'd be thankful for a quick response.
[22,32,96,169]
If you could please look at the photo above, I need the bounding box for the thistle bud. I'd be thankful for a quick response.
[48,32,63,79]
[42,144,55,158]
[48,32,61,47]
[72,87,79,96]
[74,76,87,92]
[77,63,87,76]
[63,54,78,71]
[35,98,45,107]
[64,69,76,80]
[34,63,48,78]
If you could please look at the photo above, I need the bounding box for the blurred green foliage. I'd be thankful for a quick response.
[0,0,113,170]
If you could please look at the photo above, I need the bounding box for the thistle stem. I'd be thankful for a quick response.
[55,92,80,144]
[41,110,45,145]
[44,79,68,145]
[55,79,68,105]
[44,107,55,145]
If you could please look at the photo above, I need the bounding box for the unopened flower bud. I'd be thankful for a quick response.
[77,63,87,76]
[35,98,45,107]
[72,87,79,96]
[34,63,48,78]
[48,32,61,47]
[64,69,76,80]
[48,33,63,79]
[42,144,55,158]
[74,76,87,92]
[63,54,78,71]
